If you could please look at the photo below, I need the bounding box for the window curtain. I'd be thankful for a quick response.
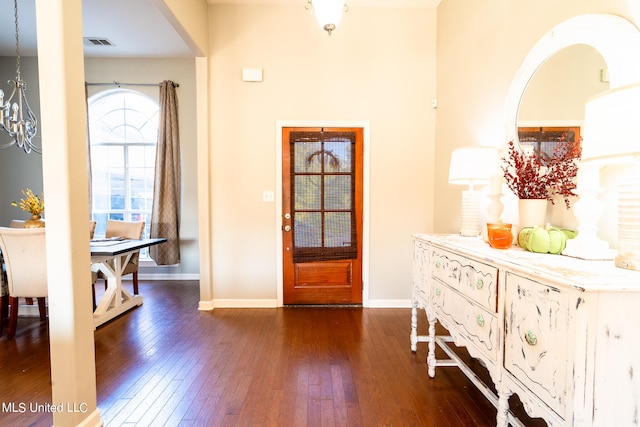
[149,80,181,265]
[85,83,92,218]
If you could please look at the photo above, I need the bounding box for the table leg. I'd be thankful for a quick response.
[91,253,142,328]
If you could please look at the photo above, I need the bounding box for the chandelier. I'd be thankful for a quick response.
[0,0,39,154]
[306,0,348,35]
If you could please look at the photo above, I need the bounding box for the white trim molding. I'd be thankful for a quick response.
[137,273,200,281]
[367,299,413,308]
[212,299,279,308]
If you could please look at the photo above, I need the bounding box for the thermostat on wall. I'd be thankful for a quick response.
[242,68,263,82]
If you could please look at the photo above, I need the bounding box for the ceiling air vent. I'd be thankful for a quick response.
[83,37,115,47]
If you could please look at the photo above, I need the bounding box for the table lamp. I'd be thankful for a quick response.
[563,83,640,266]
[448,146,499,236]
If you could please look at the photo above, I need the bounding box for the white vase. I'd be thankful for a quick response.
[518,198,548,229]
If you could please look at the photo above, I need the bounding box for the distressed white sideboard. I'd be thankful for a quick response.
[411,234,640,427]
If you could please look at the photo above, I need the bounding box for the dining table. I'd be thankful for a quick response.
[90,237,166,328]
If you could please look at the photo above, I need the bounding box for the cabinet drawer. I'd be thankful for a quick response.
[431,280,498,362]
[431,246,498,312]
[504,273,570,419]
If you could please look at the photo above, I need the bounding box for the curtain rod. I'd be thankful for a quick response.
[85,80,179,88]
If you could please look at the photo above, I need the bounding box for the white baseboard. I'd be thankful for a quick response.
[211,299,279,308]
[366,299,412,308]
[138,273,199,281]
[198,300,215,311]
[17,304,45,317]
[76,408,103,427]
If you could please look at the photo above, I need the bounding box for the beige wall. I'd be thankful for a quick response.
[207,4,437,304]
[434,0,640,236]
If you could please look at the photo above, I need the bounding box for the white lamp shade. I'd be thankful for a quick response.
[448,146,499,185]
[581,83,640,162]
[312,0,345,30]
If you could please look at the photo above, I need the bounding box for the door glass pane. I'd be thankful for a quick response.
[324,176,351,210]
[325,212,352,248]
[324,139,352,173]
[294,212,322,248]
[294,141,322,173]
[294,176,321,210]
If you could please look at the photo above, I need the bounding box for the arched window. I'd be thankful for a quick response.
[88,89,158,241]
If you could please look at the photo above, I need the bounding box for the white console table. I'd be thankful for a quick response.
[410,234,640,427]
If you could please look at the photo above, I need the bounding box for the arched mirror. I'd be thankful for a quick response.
[517,44,608,163]
[505,14,640,146]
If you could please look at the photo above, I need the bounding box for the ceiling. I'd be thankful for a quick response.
[0,0,193,58]
[0,0,441,58]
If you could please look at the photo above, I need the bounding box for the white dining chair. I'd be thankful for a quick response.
[89,220,97,239]
[9,220,25,228]
[0,227,48,338]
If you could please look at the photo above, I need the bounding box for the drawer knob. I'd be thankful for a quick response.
[435,260,442,268]
[525,330,538,346]
[476,278,484,289]
[476,314,484,327]
[435,287,441,296]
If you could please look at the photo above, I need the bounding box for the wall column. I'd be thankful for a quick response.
[35,0,101,425]
[196,56,214,310]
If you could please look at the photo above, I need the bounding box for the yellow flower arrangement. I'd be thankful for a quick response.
[11,188,45,216]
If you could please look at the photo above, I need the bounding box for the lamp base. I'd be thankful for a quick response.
[616,175,640,270]
[459,190,481,237]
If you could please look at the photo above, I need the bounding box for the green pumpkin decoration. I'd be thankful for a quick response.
[518,225,577,254]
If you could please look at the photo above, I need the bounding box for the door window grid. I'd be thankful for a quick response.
[290,132,357,262]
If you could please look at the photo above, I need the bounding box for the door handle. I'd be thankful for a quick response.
[284,225,291,232]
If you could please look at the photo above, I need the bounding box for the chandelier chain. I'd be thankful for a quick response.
[14,0,21,79]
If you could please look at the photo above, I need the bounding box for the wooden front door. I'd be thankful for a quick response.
[282,127,363,305]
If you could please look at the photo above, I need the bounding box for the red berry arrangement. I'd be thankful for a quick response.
[501,140,579,209]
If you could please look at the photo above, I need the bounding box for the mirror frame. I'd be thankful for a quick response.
[505,14,640,144]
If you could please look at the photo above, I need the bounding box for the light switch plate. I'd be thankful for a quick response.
[263,191,274,202]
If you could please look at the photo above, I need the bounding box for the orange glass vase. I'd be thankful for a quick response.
[487,223,513,249]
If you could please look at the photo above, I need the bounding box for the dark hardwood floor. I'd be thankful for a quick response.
[0,281,547,426]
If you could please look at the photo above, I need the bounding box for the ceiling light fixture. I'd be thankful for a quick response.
[306,0,348,36]
[0,0,40,154]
